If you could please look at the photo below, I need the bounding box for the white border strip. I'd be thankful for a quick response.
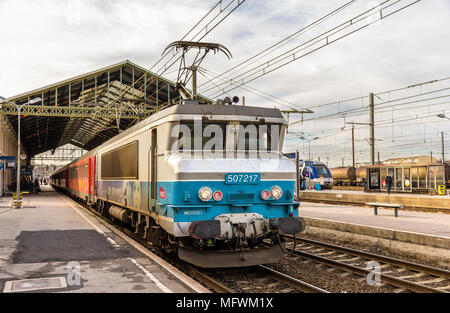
[128,258,172,293]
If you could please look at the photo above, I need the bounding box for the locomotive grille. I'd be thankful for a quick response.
[229,193,254,201]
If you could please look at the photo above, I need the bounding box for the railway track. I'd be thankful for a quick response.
[258,265,328,293]
[202,265,328,293]
[65,193,327,293]
[284,235,450,293]
[108,217,328,293]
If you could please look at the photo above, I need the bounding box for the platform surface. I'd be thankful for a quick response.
[0,186,206,293]
[299,201,450,238]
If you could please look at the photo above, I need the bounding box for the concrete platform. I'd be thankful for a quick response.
[0,185,209,293]
[300,189,450,212]
[299,202,450,266]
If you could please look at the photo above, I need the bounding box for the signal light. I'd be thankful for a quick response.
[213,190,223,201]
[261,190,271,201]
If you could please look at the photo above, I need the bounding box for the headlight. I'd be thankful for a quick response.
[199,187,213,202]
[270,186,283,200]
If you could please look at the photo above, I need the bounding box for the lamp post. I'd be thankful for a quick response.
[0,96,41,208]
[299,136,320,163]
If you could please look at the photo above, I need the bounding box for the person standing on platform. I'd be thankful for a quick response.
[34,178,40,194]
[386,173,393,195]
[319,175,325,191]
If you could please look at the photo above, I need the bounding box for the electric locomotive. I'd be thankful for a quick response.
[51,102,305,267]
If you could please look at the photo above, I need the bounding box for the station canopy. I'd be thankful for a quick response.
[1,60,211,157]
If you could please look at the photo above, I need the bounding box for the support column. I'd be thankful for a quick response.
[295,150,300,200]
[352,126,355,168]
[370,93,375,165]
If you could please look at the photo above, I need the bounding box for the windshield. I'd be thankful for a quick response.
[315,165,330,177]
[172,120,282,153]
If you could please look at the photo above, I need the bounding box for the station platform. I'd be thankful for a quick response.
[0,185,209,293]
[299,202,450,266]
[299,202,450,238]
[299,189,450,212]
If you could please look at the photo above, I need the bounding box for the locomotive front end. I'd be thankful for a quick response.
[160,105,306,268]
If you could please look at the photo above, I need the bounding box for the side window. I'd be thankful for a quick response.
[101,141,139,180]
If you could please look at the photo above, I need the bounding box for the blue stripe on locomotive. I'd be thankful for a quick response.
[97,180,299,224]
[158,180,298,223]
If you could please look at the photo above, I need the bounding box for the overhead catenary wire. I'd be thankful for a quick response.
[198,0,361,92]
[200,0,422,99]
[198,67,309,111]
[289,85,450,124]
[101,0,247,111]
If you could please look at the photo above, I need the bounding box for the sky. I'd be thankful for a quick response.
[1,0,449,166]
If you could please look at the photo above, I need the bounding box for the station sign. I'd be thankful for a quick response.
[1,156,17,169]
[438,185,446,195]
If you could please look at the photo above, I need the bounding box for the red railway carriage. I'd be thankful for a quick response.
[52,155,96,203]
[68,155,96,202]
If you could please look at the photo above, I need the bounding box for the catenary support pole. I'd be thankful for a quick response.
[352,126,355,168]
[370,93,375,166]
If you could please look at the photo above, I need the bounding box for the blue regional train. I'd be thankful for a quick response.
[284,153,334,190]
[51,103,306,268]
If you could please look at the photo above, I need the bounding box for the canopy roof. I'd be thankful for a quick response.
[2,60,211,157]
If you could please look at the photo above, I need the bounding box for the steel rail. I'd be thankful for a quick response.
[185,267,233,293]
[284,237,448,293]
[285,236,450,279]
[258,265,329,293]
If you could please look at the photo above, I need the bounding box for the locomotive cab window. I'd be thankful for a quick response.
[176,121,228,152]
[101,141,138,180]
[173,120,282,153]
[237,122,280,152]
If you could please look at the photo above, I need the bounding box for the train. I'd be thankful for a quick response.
[283,154,333,189]
[51,103,305,268]
[300,161,333,189]
[331,162,450,191]
[329,166,366,186]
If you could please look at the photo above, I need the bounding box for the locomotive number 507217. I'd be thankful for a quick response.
[225,173,261,185]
